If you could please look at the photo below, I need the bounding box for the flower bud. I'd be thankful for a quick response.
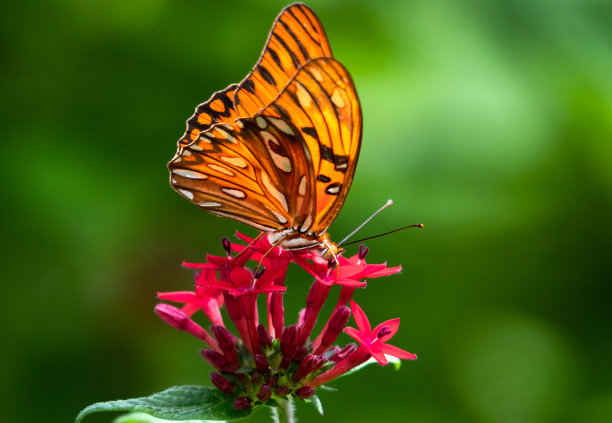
[210,372,234,394]
[233,397,252,410]
[156,304,220,351]
[295,386,315,399]
[201,349,233,372]
[293,354,320,382]
[293,346,308,361]
[280,325,299,357]
[257,384,272,402]
[211,325,238,364]
[330,343,356,362]
[280,325,299,369]
[257,324,272,348]
[254,354,270,374]
[315,306,351,355]
[275,386,290,397]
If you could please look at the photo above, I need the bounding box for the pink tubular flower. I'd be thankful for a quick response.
[344,300,417,365]
[155,233,415,409]
[306,300,416,388]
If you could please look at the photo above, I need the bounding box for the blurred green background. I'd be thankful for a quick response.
[1,0,611,422]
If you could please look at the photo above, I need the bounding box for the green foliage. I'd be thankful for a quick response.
[76,386,250,423]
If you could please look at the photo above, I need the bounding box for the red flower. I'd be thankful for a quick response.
[293,250,400,288]
[344,300,417,365]
[157,267,224,326]
[197,264,287,297]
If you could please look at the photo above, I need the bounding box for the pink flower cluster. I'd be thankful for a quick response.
[155,232,416,410]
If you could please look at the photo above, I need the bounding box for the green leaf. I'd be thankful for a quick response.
[76,385,251,423]
[307,395,324,416]
[113,412,225,423]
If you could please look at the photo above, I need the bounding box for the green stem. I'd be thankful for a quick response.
[271,397,295,423]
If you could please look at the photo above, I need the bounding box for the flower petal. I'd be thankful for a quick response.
[157,291,198,302]
[349,300,372,334]
[367,265,402,278]
[344,326,367,345]
[369,347,389,365]
[381,344,418,360]
[373,318,400,342]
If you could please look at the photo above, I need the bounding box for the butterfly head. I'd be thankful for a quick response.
[319,233,345,261]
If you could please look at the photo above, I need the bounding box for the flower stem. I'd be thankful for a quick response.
[271,398,295,423]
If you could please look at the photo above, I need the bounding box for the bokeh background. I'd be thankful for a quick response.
[1,0,611,422]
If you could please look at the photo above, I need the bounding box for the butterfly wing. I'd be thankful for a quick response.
[169,116,316,232]
[177,3,331,150]
[169,58,361,239]
[233,3,332,117]
[261,57,362,236]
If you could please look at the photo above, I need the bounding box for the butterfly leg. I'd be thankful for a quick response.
[252,235,287,283]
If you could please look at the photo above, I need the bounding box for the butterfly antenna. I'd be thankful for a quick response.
[341,223,424,247]
[338,199,394,246]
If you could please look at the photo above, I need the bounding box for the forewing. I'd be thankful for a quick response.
[262,57,362,235]
[234,3,333,118]
[168,116,315,232]
[176,4,332,151]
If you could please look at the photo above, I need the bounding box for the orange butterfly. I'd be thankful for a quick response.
[168,3,361,257]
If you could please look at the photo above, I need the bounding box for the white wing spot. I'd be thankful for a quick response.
[326,183,341,195]
[235,120,245,129]
[261,172,288,212]
[336,163,348,171]
[269,117,295,136]
[298,175,307,196]
[221,188,246,199]
[270,209,288,224]
[273,154,291,173]
[256,116,268,129]
[178,189,194,200]
[182,150,192,156]
[331,88,345,108]
[296,82,312,108]
[199,201,222,207]
[190,143,203,151]
[199,135,213,144]
[299,215,313,233]
[221,156,248,168]
[261,130,279,145]
[261,131,291,173]
[172,169,208,179]
[214,127,237,143]
[310,67,324,82]
[208,163,235,176]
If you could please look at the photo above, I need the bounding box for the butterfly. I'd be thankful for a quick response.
[168,3,361,257]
